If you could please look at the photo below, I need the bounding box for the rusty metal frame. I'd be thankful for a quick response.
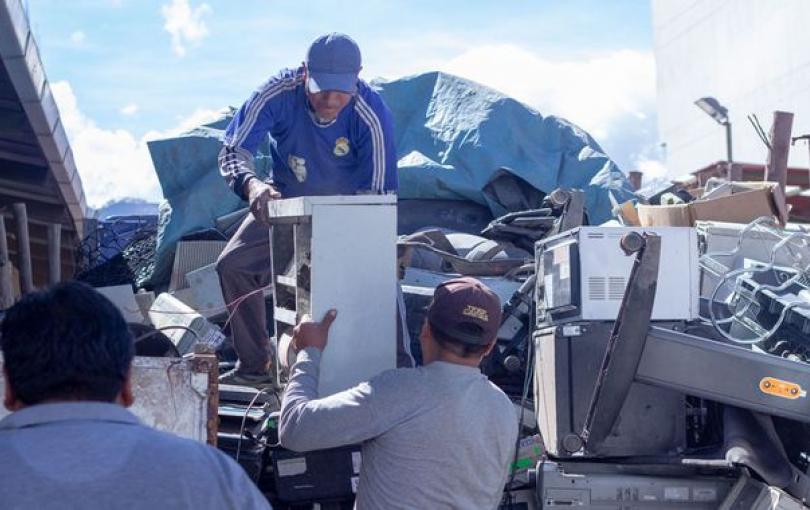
[188,352,219,446]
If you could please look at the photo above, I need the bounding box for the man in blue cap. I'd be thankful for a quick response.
[217,33,402,386]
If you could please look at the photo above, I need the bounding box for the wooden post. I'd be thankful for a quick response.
[12,203,33,294]
[765,111,794,193]
[726,163,744,182]
[0,216,13,308]
[48,223,62,285]
[628,171,642,191]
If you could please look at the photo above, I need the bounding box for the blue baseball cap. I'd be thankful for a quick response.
[305,33,362,94]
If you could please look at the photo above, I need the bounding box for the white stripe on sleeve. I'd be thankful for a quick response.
[355,96,386,193]
[229,75,302,148]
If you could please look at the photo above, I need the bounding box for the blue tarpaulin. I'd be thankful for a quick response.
[379,72,634,220]
[147,71,634,285]
[146,112,270,285]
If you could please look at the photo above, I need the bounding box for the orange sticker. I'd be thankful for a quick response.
[759,377,806,400]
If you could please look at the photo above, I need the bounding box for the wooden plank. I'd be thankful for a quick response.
[0,148,47,167]
[0,217,13,308]
[627,171,642,191]
[0,200,73,233]
[0,187,62,205]
[765,111,794,193]
[12,203,33,293]
[47,223,61,284]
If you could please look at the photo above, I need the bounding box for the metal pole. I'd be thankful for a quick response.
[725,122,733,163]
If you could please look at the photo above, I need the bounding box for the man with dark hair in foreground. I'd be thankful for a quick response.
[279,277,518,509]
[0,281,270,509]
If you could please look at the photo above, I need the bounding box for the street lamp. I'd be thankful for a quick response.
[695,96,733,163]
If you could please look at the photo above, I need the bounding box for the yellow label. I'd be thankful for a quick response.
[759,377,806,400]
[462,305,488,321]
[333,137,350,157]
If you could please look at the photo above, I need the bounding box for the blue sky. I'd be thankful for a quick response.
[25,0,660,207]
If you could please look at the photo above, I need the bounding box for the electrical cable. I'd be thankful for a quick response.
[697,217,783,320]
[503,264,536,282]
[133,324,200,343]
[138,323,279,461]
[705,227,810,344]
[126,281,275,356]
[714,292,810,345]
[748,114,772,150]
[128,281,275,318]
[236,387,274,463]
[700,217,810,334]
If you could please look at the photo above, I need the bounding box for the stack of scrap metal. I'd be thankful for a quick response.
[399,188,588,396]
[75,214,233,357]
[699,217,810,351]
[529,212,810,506]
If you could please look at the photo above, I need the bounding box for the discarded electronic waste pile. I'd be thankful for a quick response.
[70,71,810,507]
[217,180,810,509]
[527,177,810,509]
[77,176,810,509]
[62,71,633,508]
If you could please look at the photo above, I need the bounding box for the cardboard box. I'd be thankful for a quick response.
[637,182,788,227]
[616,200,641,226]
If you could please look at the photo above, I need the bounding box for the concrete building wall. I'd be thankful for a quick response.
[652,0,810,176]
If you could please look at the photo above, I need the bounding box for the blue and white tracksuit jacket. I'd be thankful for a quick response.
[218,67,398,200]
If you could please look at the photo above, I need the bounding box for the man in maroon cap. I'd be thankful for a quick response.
[279,277,518,509]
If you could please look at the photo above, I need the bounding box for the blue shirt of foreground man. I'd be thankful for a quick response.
[279,278,518,510]
[0,282,270,510]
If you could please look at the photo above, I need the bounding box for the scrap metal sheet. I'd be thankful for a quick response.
[0,356,215,443]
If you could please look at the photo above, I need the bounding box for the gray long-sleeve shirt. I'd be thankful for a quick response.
[280,348,518,510]
[0,402,271,510]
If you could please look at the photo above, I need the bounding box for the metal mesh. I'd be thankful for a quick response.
[74,216,158,289]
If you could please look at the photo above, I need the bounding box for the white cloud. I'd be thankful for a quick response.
[371,41,665,176]
[51,81,219,208]
[435,45,655,141]
[161,0,211,57]
[139,107,224,145]
[50,39,666,208]
[172,108,223,133]
[635,158,669,181]
[69,30,86,45]
[120,103,138,116]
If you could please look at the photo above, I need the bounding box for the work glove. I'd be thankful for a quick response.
[246,178,282,225]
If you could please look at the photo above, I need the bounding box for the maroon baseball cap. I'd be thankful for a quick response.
[427,277,502,346]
